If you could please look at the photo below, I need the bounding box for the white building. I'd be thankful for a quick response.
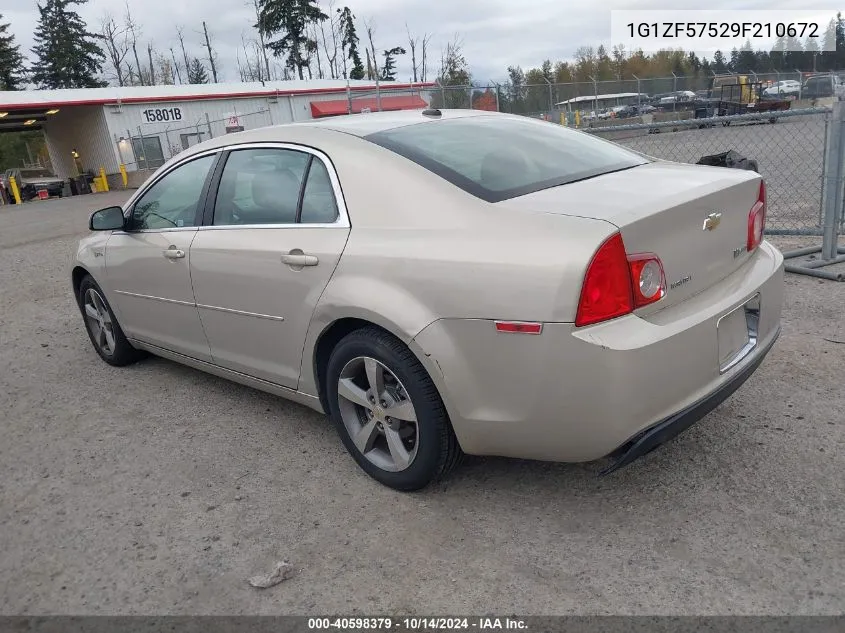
[0,80,431,182]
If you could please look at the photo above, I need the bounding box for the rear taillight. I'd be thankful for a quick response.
[747,180,766,252]
[575,232,666,327]
[575,233,633,327]
[628,254,666,308]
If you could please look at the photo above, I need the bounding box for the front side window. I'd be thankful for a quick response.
[212,148,340,226]
[130,154,215,230]
[365,116,648,203]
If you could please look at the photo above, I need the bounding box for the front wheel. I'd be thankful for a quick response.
[326,327,462,491]
[78,275,145,366]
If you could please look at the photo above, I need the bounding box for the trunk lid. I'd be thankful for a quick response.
[497,162,762,310]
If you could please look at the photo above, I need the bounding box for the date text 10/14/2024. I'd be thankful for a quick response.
[307,617,528,630]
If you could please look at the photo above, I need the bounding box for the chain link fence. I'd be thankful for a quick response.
[116,109,274,172]
[584,108,834,235]
[431,71,844,119]
[424,73,845,235]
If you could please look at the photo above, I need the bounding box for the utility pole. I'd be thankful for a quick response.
[203,21,219,83]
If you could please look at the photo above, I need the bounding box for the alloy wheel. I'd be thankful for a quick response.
[336,356,419,472]
[83,288,116,355]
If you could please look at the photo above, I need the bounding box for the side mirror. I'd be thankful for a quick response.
[89,206,125,231]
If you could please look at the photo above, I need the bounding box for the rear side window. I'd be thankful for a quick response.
[365,116,647,202]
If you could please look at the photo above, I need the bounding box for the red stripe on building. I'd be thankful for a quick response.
[310,95,428,118]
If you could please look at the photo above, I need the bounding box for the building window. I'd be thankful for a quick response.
[130,135,166,170]
[180,132,206,151]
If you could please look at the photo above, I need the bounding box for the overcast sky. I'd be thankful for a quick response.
[0,0,838,85]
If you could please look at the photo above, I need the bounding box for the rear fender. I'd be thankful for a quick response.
[297,275,440,397]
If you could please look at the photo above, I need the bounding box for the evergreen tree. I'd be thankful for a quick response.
[187,58,209,84]
[712,50,728,74]
[804,35,820,72]
[506,65,526,112]
[30,0,105,89]
[820,18,837,71]
[258,0,327,80]
[736,41,756,73]
[835,12,845,69]
[338,7,363,79]
[728,47,740,72]
[381,46,405,81]
[0,14,26,90]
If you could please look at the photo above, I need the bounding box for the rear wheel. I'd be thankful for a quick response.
[78,275,145,366]
[326,327,462,491]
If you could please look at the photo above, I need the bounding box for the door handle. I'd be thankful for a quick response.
[281,252,319,267]
[163,247,185,259]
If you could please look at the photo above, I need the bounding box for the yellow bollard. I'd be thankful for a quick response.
[560,112,566,126]
[9,176,22,204]
[119,164,128,188]
[575,111,581,128]
[99,167,109,192]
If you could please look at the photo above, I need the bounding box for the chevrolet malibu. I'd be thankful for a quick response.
[72,109,784,491]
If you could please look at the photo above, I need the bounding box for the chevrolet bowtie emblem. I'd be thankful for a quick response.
[703,212,722,231]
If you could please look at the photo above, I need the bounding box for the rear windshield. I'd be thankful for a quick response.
[364,116,648,202]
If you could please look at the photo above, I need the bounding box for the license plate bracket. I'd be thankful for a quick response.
[717,294,760,374]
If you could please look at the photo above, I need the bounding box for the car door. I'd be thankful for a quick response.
[105,151,219,361]
[188,145,350,389]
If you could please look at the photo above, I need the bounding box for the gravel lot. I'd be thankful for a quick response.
[1,191,844,616]
[590,113,830,234]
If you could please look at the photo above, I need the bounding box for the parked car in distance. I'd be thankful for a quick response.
[2,167,65,200]
[802,73,845,99]
[614,103,657,119]
[659,90,696,104]
[763,80,801,98]
[72,109,784,491]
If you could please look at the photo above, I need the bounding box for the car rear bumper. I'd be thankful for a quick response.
[599,323,780,475]
[411,241,784,464]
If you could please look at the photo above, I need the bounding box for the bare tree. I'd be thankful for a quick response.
[156,53,175,84]
[169,47,182,83]
[309,22,324,79]
[202,21,219,83]
[147,42,156,85]
[364,19,379,81]
[99,14,130,86]
[421,32,433,81]
[125,2,144,85]
[250,0,272,81]
[177,27,191,74]
[318,0,340,79]
[238,33,266,82]
[406,24,418,82]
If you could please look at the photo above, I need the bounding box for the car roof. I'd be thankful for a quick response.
[173,109,513,161]
[300,108,488,136]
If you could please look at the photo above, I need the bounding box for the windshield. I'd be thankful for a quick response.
[365,116,648,202]
[20,168,54,179]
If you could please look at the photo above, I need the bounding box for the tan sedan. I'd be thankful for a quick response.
[72,109,783,490]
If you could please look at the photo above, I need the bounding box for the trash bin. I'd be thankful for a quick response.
[68,176,92,196]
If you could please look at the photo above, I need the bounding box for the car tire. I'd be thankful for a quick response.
[78,275,145,367]
[326,327,462,491]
